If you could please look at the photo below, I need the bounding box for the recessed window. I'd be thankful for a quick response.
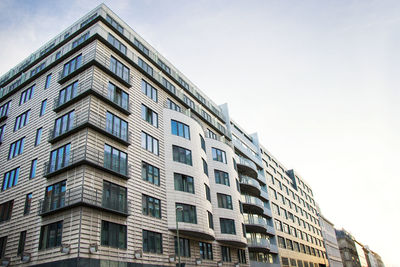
[44,73,52,89]
[138,58,153,76]
[40,99,47,116]
[49,143,71,173]
[104,144,127,175]
[141,132,159,155]
[217,193,232,209]
[102,181,127,213]
[200,135,206,152]
[172,145,192,165]
[0,200,13,222]
[110,56,129,82]
[17,231,26,256]
[134,38,149,55]
[39,221,63,250]
[212,147,226,163]
[176,203,197,224]
[62,54,82,78]
[106,14,124,34]
[8,137,25,159]
[30,159,37,179]
[107,33,127,55]
[106,111,128,141]
[220,218,236,234]
[101,220,127,249]
[2,168,19,191]
[44,180,66,211]
[19,85,35,105]
[142,104,158,127]
[205,184,211,202]
[0,101,11,118]
[141,161,160,186]
[142,194,161,218]
[171,120,190,139]
[221,246,231,262]
[157,58,170,74]
[14,110,30,131]
[175,237,190,257]
[35,128,42,146]
[141,80,157,102]
[207,211,214,229]
[57,81,78,106]
[199,242,213,260]
[202,159,208,176]
[24,193,32,215]
[238,249,247,263]
[0,124,5,142]
[214,170,230,186]
[108,82,129,110]
[143,230,162,253]
[174,173,194,194]
[162,78,175,94]
[53,110,74,138]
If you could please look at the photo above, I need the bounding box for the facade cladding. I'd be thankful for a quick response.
[0,4,330,267]
[318,215,343,267]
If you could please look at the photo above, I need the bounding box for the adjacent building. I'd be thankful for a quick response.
[318,213,343,267]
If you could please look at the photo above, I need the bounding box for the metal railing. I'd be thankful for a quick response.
[47,110,131,144]
[38,186,130,215]
[43,145,130,178]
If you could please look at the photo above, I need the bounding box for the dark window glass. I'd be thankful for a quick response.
[141,132,159,155]
[39,221,63,250]
[174,237,190,257]
[172,145,192,165]
[58,81,78,106]
[110,56,130,82]
[62,54,82,77]
[141,161,160,186]
[141,80,157,102]
[134,38,149,55]
[217,193,232,209]
[157,59,170,74]
[174,173,194,193]
[142,230,162,253]
[17,231,26,255]
[108,82,129,110]
[0,200,13,222]
[212,147,227,163]
[214,170,230,186]
[200,135,206,152]
[238,249,247,263]
[53,110,74,138]
[39,99,47,116]
[0,236,7,258]
[142,194,161,218]
[102,181,127,213]
[101,220,127,249]
[176,203,197,224]
[221,246,231,262]
[162,78,175,94]
[106,15,124,34]
[205,184,211,202]
[220,218,236,234]
[202,159,208,176]
[106,111,128,141]
[166,98,180,111]
[107,33,127,55]
[199,242,213,260]
[49,143,71,172]
[103,144,127,175]
[141,104,158,127]
[138,58,153,76]
[24,193,32,215]
[207,211,214,229]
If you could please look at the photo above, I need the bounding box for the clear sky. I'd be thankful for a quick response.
[0,0,398,266]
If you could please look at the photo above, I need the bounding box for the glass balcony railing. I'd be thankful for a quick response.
[241,195,264,209]
[246,237,271,249]
[243,214,268,228]
[38,186,130,216]
[240,175,261,191]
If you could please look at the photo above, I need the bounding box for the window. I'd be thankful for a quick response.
[106,111,128,141]
[110,56,130,82]
[39,221,63,250]
[212,147,227,163]
[220,218,235,234]
[278,236,286,248]
[283,223,290,234]
[172,145,192,165]
[157,58,170,74]
[106,14,124,33]
[138,58,153,76]
[72,31,90,48]
[0,200,13,222]
[207,211,214,229]
[142,194,161,218]
[108,82,129,110]
[44,180,66,211]
[17,231,27,256]
[53,110,74,138]
[174,173,194,193]
[141,132,159,155]
[162,77,176,93]
[205,184,211,201]
[214,170,230,186]
[221,246,231,262]
[45,73,52,89]
[272,203,280,215]
[8,137,24,159]
[199,242,213,259]
[0,236,6,258]
[238,249,247,263]
[274,219,282,231]
[14,110,30,131]
[0,124,5,142]
[183,95,195,109]
[294,241,300,252]
[62,54,82,77]
[39,99,47,116]
[134,38,149,55]
[141,162,160,186]
[175,237,190,257]
[201,109,212,122]
[104,144,127,175]
[200,135,206,152]
[101,220,127,249]
[171,120,190,139]
[141,80,157,102]
[176,203,197,224]
[30,159,37,179]
[217,193,233,209]
[202,159,208,176]
[2,168,19,191]
[58,81,78,106]
[24,193,32,215]
[102,181,127,213]
[178,77,189,90]
[286,239,293,250]
[107,33,127,54]
[35,128,42,146]
[49,143,71,172]
[239,201,243,214]
[236,179,240,193]
[166,98,180,111]
[0,101,11,118]
[143,230,162,253]
[19,85,35,105]
[141,104,158,127]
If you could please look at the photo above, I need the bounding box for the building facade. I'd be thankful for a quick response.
[335,229,361,267]
[318,214,343,267]
[0,4,329,267]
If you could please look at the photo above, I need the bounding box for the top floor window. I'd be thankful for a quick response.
[62,54,82,78]
[167,98,180,112]
[212,147,227,163]
[138,58,153,76]
[162,78,176,94]
[157,59,170,74]
[0,101,11,119]
[134,38,149,55]
[110,56,129,83]
[108,33,127,55]
[178,77,189,90]
[106,14,124,34]
[19,85,35,105]
[171,120,190,139]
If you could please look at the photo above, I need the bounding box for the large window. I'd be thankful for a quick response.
[278,236,286,248]
[217,193,233,209]
[162,77,175,94]
[62,54,82,77]
[107,33,127,54]
[102,181,127,213]
[24,193,32,215]
[39,221,63,250]
[141,104,158,127]
[49,143,71,172]
[58,81,78,106]
[0,101,11,118]
[157,59,170,74]
[53,110,74,138]
[141,80,157,102]
[44,180,66,211]
[167,98,180,111]
[175,237,190,257]
[142,194,161,218]
[212,147,227,163]
[101,220,127,249]
[19,85,35,105]
[143,230,162,253]
[104,144,127,175]
[30,159,37,179]
[106,111,128,141]
[214,170,230,186]
[107,82,129,110]
[174,173,194,193]
[238,249,247,263]
[141,132,159,155]
[2,168,19,191]
[134,38,149,55]
[172,145,192,165]
[171,120,190,139]
[14,110,30,131]
[110,56,129,82]
[138,58,153,76]
[199,242,213,260]
[221,246,231,262]
[141,161,160,186]
[220,218,236,234]
[0,200,13,222]
[176,203,197,224]
[35,128,42,146]
[8,137,25,159]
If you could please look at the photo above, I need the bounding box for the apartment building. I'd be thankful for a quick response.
[318,214,343,267]
[0,3,328,267]
[335,229,361,267]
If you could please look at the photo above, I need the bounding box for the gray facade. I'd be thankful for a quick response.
[318,214,343,267]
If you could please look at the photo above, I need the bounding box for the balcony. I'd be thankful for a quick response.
[247,237,271,252]
[53,77,131,115]
[239,175,261,196]
[243,214,268,233]
[236,156,258,178]
[241,195,264,214]
[48,111,131,146]
[43,145,130,180]
[38,186,130,217]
